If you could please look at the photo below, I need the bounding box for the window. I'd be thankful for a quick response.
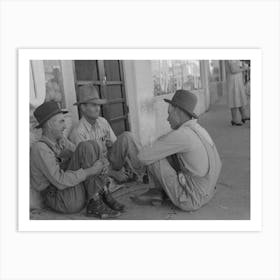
[152,60,202,96]
[208,60,223,82]
[43,60,66,108]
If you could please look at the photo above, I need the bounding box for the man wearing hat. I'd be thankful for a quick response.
[30,101,125,219]
[136,90,222,211]
[70,85,144,183]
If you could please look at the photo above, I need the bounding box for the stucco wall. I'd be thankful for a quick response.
[30,60,76,146]
[124,60,209,146]
[123,61,155,145]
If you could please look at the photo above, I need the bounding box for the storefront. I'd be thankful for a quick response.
[30,60,227,146]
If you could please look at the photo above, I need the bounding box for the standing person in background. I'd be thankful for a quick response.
[225,60,250,126]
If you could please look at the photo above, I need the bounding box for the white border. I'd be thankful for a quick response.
[18,48,262,232]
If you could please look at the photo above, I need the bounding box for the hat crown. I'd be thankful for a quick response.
[34,101,59,122]
[171,89,197,114]
[77,85,100,103]
[33,101,65,128]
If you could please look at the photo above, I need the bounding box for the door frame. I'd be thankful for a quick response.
[72,60,130,132]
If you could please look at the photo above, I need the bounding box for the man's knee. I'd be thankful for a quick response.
[76,140,100,155]
[118,131,134,143]
[148,158,171,175]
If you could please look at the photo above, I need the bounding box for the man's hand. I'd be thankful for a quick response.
[101,159,110,175]
[109,169,129,183]
[84,160,105,177]
[105,139,113,149]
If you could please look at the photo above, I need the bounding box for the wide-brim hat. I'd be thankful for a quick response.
[164,89,198,119]
[34,101,68,128]
[73,84,107,105]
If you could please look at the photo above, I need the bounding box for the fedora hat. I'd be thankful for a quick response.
[164,89,198,119]
[73,85,107,106]
[34,101,68,128]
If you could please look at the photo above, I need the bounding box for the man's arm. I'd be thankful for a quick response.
[69,126,88,146]
[138,129,191,165]
[59,136,76,151]
[32,143,103,190]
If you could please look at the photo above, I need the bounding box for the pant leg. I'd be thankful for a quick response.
[148,158,198,211]
[239,106,248,119]
[42,184,86,214]
[230,107,239,122]
[67,140,105,198]
[43,140,105,214]
[108,132,143,173]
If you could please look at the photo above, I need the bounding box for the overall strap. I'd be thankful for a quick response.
[38,139,61,158]
[166,154,181,174]
[167,125,212,177]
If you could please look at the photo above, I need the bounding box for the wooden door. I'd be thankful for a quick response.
[73,60,129,136]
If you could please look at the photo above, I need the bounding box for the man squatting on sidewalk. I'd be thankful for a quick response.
[137,90,222,211]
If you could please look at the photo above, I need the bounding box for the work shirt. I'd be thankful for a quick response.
[138,120,212,177]
[30,135,86,192]
[70,116,117,157]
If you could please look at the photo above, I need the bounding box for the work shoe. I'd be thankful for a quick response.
[102,192,126,212]
[86,195,121,219]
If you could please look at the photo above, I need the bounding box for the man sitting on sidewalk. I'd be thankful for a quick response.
[136,90,222,211]
[30,101,124,219]
[70,85,145,184]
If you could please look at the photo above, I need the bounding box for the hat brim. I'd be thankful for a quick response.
[73,98,107,106]
[35,109,68,128]
[164,99,198,119]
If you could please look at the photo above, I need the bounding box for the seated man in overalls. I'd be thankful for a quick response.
[137,90,222,211]
[30,101,124,219]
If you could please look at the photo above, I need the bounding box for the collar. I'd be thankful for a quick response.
[40,135,61,152]
[180,119,198,128]
[41,135,57,147]
[80,116,100,133]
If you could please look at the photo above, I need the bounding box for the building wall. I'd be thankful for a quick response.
[30,60,77,145]
[123,60,211,146]
[30,60,227,147]
[208,60,227,105]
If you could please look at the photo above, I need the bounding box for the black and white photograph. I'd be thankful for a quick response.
[25,55,254,223]
[1,1,279,280]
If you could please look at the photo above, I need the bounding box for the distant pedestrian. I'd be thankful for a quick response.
[225,60,250,126]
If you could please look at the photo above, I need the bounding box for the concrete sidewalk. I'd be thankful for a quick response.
[31,98,250,220]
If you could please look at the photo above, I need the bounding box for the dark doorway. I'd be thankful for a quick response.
[73,60,129,136]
